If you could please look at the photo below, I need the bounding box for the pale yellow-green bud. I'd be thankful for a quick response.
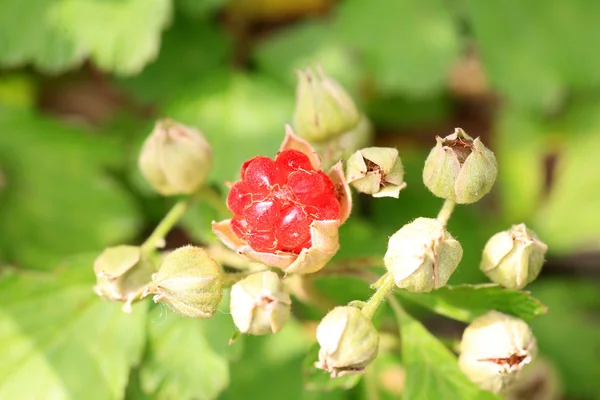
[480,223,548,289]
[315,306,379,378]
[346,147,406,198]
[94,245,156,313]
[458,311,537,394]
[143,246,223,319]
[138,119,212,196]
[293,67,360,143]
[230,270,291,335]
[422,128,497,204]
[384,218,462,292]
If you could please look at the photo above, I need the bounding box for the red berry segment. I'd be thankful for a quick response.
[275,205,311,250]
[244,156,281,190]
[229,150,340,254]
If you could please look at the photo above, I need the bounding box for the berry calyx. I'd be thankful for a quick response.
[226,149,340,254]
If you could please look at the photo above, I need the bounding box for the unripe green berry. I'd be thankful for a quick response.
[138,119,212,196]
[230,270,291,335]
[94,245,156,312]
[423,128,497,204]
[384,218,463,292]
[458,311,537,394]
[293,67,360,143]
[480,223,548,289]
[315,306,379,378]
[346,147,406,198]
[144,246,223,319]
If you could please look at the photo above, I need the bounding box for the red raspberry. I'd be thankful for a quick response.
[227,150,341,254]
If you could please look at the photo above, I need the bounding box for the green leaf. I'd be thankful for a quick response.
[139,306,232,400]
[0,112,141,269]
[166,71,294,184]
[465,0,600,110]
[0,254,147,399]
[396,306,500,400]
[253,20,361,92]
[0,0,171,75]
[175,0,226,19]
[119,16,231,104]
[302,344,361,391]
[334,0,461,96]
[529,279,600,399]
[398,284,548,323]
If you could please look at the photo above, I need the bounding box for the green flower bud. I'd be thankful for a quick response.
[143,246,223,319]
[293,67,360,143]
[138,119,212,196]
[230,270,291,335]
[480,224,548,289]
[505,357,561,400]
[458,311,537,394]
[346,147,406,198]
[384,218,463,292]
[422,128,497,204]
[94,245,156,313]
[315,306,379,378]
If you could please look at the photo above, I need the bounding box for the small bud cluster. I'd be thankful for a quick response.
[227,150,341,253]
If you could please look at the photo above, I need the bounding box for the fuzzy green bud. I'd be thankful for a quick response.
[143,246,223,319]
[293,67,360,143]
[480,224,548,289]
[230,270,291,335]
[138,119,212,196]
[346,147,406,198]
[384,218,463,292]
[94,245,156,313]
[315,306,379,378]
[423,128,497,204]
[458,311,537,394]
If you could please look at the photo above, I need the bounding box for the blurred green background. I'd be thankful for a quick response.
[0,0,599,399]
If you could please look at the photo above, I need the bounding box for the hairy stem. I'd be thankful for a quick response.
[436,199,456,227]
[361,272,396,319]
[140,194,199,254]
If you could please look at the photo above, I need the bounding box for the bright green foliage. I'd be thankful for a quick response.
[466,0,600,110]
[166,71,294,183]
[529,280,600,399]
[0,255,147,400]
[334,0,461,96]
[398,284,547,322]
[0,112,141,269]
[0,0,171,75]
[397,308,500,400]
[138,307,231,400]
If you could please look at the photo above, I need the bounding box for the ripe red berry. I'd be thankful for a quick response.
[275,149,312,176]
[275,205,311,250]
[229,151,340,254]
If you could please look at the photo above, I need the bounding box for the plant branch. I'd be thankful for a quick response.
[361,272,396,319]
[436,199,456,227]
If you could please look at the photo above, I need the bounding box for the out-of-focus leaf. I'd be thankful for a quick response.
[396,306,500,400]
[0,0,171,75]
[303,344,361,391]
[465,0,600,110]
[119,16,231,104]
[334,0,461,96]
[398,284,548,323]
[139,305,233,400]
[166,71,294,184]
[366,94,451,129]
[0,112,141,269]
[0,254,147,400]
[495,108,547,223]
[175,0,226,19]
[0,0,83,73]
[221,319,345,400]
[533,103,600,252]
[253,20,361,93]
[0,74,37,110]
[528,279,600,399]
